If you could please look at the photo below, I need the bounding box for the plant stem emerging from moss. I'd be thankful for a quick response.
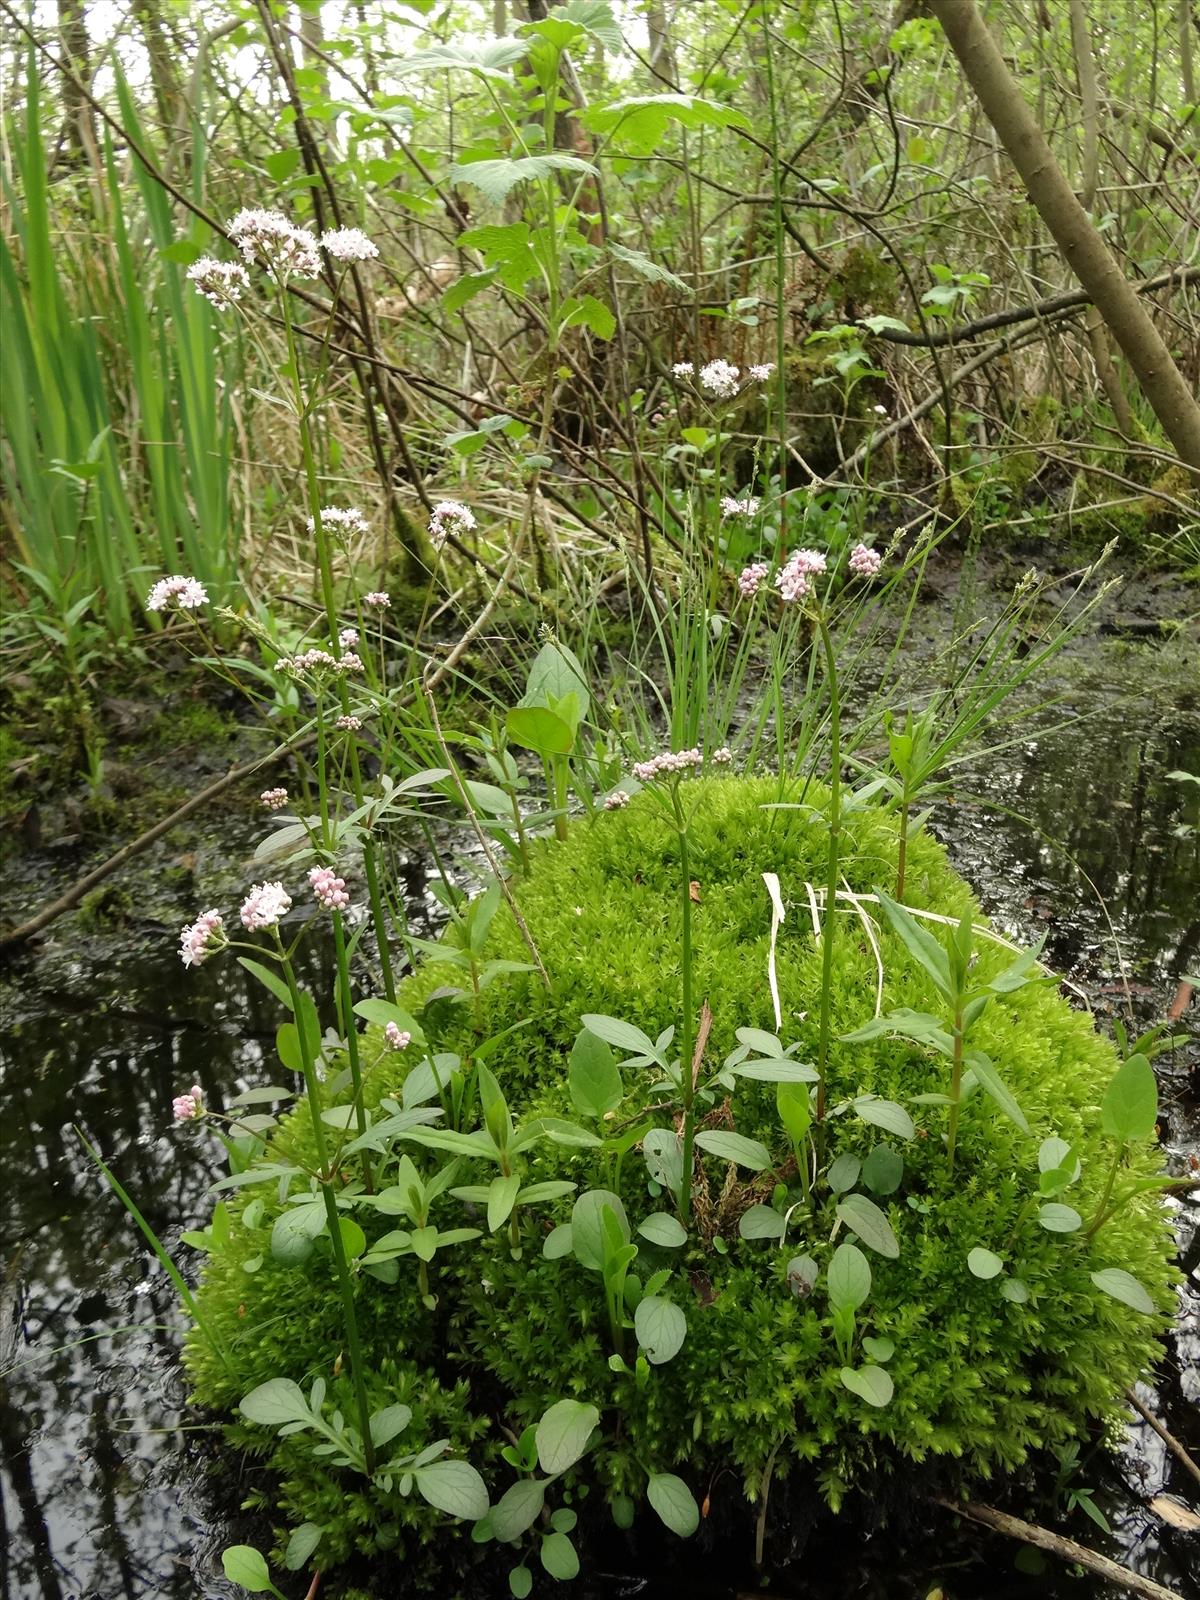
[674,784,697,1226]
[814,614,841,1135]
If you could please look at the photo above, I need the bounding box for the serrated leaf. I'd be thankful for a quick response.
[608,240,689,293]
[535,1398,600,1474]
[443,269,497,313]
[562,293,615,340]
[452,153,599,206]
[646,1472,699,1537]
[585,94,751,158]
[837,1193,900,1258]
[391,38,529,79]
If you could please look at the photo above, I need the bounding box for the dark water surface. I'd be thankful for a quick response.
[1,627,1197,1599]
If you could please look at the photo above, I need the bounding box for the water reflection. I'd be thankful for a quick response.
[0,676,1196,1599]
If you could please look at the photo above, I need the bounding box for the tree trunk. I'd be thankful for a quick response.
[1181,0,1196,104]
[929,0,1200,474]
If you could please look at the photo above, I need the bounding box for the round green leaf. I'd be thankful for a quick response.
[540,1530,580,1580]
[646,1472,700,1537]
[737,1204,787,1241]
[535,1398,600,1474]
[221,1546,273,1592]
[861,1145,904,1196]
[611,1492,635,1529]
[1090,1267,1157,1314]
[827,1241,871,1312]
[637,1212,688,1248]
[414,1459,490,1521]
[1038,1203,1082,1234]
[967,1247,1004,1280]
[542,1222,574,1260]
[840,1365,894,1407]
[862,1335,895,1363]
[509,1565,533,1599]
[1000,1278,1031,1303]
[269,1201,327,1264]
[827,1153,862,1193]
[634,1295,687,1364]
[853,1096,915,1140]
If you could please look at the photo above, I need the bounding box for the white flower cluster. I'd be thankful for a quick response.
[428,499,477,550]
[147,575,208,611]
[186,257,250,307]
[228,208,322,280]
[309,506,370,541]
[239,880,292,932]
[632,747,704,783]
[319,227,379,262]
[671,359,775,399]
[720,495,760,521]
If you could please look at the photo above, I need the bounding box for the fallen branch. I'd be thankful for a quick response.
[934,1496,1178,1600]
[1125,1386,1200,1486]
[0,732,315,952]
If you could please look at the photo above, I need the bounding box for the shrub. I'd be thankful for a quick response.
[186,777,1175,1582]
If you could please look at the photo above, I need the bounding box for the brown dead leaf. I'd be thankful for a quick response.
[1149,1495,1200,1532]
[689,880,702,903]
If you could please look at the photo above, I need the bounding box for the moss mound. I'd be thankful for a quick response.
[187,777,1175,1579]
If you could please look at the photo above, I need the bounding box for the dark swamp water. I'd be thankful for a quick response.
[1,577,1197,1600]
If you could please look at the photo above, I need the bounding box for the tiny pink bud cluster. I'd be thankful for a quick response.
[738,561,770,598]
[336,714,363,731]
[338,627,359,649]
[776,548,827,603]
[363,591,390,609]
[319,227,378,262]
[604,790,631,810]
[173,1084,205,1121]
[428,500,477,550]
[147,574,208,612]
[848,542,883,577]
[260,787,288,811]
[385,1022,411,1050]
[720,495,760,521]
[284,648,363,676]
[309,865,350,912]
[179,909,225,969]
[712,746,733,765]
[240,880,292,932]
[633,747,703,783]
[186,257,250,307]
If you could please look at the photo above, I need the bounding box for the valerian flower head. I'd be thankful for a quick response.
[699,359,740,398]
[186,257,251,307]
[775,548,827,603]
[711,746,733,765]
[633,747,703,783]
[671,361,695,379]
[338,627,359,650]
[308,506,370,542]
[179,909,226,969]
[363,590,391,609]
[738,561,770,598]
[335,651,365,675]
[319,227,379,262]
[283,648,338,675]
[240,880,292,932]
[384,1021,411,1050]
[604,789,631,810]
[228,209,321,280]
[260,787,289,811]
[720,495,760,521]
[428,500,477,550]
[309,865,350,911]
[147,575,208,612]
[848,542,883,577]
[748,363,776,382]
[173,1085,205,1120]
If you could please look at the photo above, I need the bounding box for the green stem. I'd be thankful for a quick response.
[278,942,376,1474]
[1086,1145,1123,1240]
[814,614,841,1129]
[332,910,373,1193]
[675,789,696,1225]
[553,755,569,841]
[896,786,910,900]
[947,1007,964,1172]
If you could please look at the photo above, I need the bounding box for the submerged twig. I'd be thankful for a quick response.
[1125,1386,1200,1486]
[934,1496,1179,1600]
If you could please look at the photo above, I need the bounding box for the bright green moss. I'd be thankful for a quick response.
[187,777,1176,1576]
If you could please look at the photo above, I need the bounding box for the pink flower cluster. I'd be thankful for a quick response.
[385,1021,411,1051]
[283,648,363,676]
[604,790,631,810]
[712,746,733,765]
[363,591,390,609]
[338,627,359,649]
[633,747,703,783]
[179,908,225,969]
[720,496,760,521]
[848,542,883,577]
[228,208,322,280]
[738,561,770,598]
[309,865,350,912]
[319,227,378,262]
[260,787,288,811]
[186,257,250,307]
[336,714,362,731]
[173,1084,205,1121]
[240,880,292,932]
[428,499,477,550]
[147,574,208,612]
[309,506,370,541]
[776,547,827,603]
